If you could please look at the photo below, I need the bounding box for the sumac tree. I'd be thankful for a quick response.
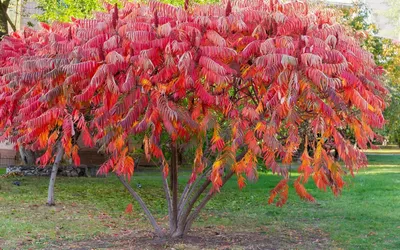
[0,0,388,237]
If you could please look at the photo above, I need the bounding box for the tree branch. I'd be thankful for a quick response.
[117,175,164,237]
[177,166,211,218]
[170,141,179,232]
[174,150,247,236]
[183,170,235,234]
[152,158,173,233]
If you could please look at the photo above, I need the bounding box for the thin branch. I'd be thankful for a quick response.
[117,175,164,237]
[177,166,211,218]
[177,150,247,236]
[152,158,173,232]
[183,170,235,234]
[170,142,179,232]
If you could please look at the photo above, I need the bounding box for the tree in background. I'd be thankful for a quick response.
[384,0,400,36]
[0,0,16,37]
[0,0,388,238]
[33,0,218,23]
[380,41,400,146]
[341,2,400,146]
[34,0,104,23]
[0,23,95,204]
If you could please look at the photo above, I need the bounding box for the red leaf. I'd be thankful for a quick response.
[72,145,81,166]
[125,203,133,214]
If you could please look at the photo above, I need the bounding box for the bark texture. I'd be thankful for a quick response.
[47,143,64,206]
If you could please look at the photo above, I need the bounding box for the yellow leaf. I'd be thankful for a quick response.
[368,104,375,111]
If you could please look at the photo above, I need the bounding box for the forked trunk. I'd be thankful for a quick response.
[120,149,246,238]
[47,143,64,206]
[170,152,246,238]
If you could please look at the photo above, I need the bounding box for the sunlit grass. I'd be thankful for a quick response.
[363,148,400,154]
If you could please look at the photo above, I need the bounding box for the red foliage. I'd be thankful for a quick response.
[0,0,388,204]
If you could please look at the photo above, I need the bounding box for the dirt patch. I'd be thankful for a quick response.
[45,226,332,250]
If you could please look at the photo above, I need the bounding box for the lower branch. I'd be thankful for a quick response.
[174,150,247,237]
[117,175,164,237]
[159,161,173,233]
[178,167,211,218]
[170,142,179,233]
[183,171,235,235]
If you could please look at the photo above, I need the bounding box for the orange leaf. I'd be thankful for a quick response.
[294,179,315,202]
[72,145,80,166]
[125,203,133,214]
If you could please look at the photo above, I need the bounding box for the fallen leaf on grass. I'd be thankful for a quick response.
[125,203,133,214]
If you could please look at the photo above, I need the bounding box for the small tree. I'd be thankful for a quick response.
[0,24,94,205]
[0,0,388,237]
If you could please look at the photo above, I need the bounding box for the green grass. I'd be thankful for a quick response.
[362,145,400,154]
[363,149,400,154]
[1,155,400,249]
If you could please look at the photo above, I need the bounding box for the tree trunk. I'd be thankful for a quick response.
[19,146,36,165]
[0,0,14,37]
[118,175,164,237]
[114,150,246,238]
[0,0,9,37]
[171,151,247,238]
[170,142,178,233]
[47,143,64,206]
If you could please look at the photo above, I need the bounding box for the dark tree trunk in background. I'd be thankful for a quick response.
[0,0,15,37]
[19,146,36,165]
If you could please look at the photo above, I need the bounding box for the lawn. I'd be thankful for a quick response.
[0,154,399,249]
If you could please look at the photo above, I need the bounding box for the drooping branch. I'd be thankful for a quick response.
[117,175,164,237]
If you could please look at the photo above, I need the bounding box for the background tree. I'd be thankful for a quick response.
[33,0,218,23]
[0,0,388,238]
[0,0,16,37]
[0,23,94,205]
[340,2,400,146]
[380,41,400,145]
[34,0,104,23]
[384,0,400,36]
